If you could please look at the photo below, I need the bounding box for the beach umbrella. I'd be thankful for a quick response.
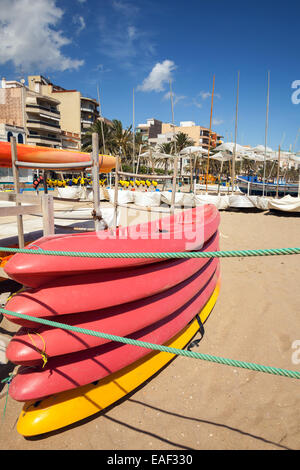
[252,144,273,154]
[203,151,232,161]
[214,142,248,155]
[180,146,208,155]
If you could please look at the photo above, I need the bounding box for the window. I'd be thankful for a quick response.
[17,133,24,144]
[7,131,13,142]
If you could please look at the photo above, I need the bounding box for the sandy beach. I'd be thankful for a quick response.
[0,207,299,450]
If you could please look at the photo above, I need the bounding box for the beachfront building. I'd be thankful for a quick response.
[136,118,162,143]
[28,76,100,150]
[160,121,222,150]
[0,78,62,149]
[137,118,223,150]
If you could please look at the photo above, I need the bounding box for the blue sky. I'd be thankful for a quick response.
[0,0,300,151]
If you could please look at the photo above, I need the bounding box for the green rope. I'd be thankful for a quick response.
[0,246,299,258]
[1,307,299,380]
[1,374,13,420]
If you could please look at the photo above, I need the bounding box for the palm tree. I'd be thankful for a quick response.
[158,142,174,155]
[110,119,133,160]
[158,142,175,177]
[81,120,114,153]
[174,132,194,177]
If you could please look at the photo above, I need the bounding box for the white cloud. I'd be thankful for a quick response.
[212,118,224,126]
[192,99,203,108]
[98,2,154,67]
[77,0,87,3]
[137,60,177,92]
[0,0,84,72]
[199,91,221,100]
[163,91,186,105]
[127,26,137,39]
[112,0,139,17]
[73,15,86,34]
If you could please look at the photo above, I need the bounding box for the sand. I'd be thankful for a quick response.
[0,208,299,450]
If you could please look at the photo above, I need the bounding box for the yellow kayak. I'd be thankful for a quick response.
[17,281,220,436]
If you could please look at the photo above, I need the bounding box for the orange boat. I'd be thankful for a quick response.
[0,142,116,172]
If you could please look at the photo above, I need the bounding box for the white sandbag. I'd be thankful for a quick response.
[254,197,269,210]
[194,194,230,210]
[229,195,256,208]
[86,188,108,201]
[160,191,185,206]
[107,189,134,204]
[268,195,300,212]
[182,193,195,207]
[57,186,83,199]
[133,191,161,207]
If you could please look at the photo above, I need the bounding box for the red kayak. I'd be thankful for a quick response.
[9,267,219,402]
[6,259,219,364]
[4,231,219,326]
[4,206,219,288]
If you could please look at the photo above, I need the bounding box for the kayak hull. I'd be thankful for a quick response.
[0,142,115,171]
[4,231,219,327]
[16,281,220,437]
[6,259,219,362]
[9,267,219,402]
[4,206,220,287]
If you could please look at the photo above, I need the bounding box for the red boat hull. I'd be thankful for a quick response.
[6,258,219,363]
[9,267,219,402]
[4,206,219,288]
[4,232,219,326]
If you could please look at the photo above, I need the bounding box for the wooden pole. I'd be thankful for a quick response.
[276,145,281,198]
[262,71,270,196]
[170,156,178,213]
[189,149,193,192]
[10,136,24,248]
[92,132,105,231]
[41,193,54,236]
[113,150,120,228]
[205,74,215,193]
[231,70,240,194]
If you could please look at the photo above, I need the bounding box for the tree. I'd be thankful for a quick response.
[174,132,194,176]
[158,142,175,176]
[110,119,133,159]
[81,120,114,154]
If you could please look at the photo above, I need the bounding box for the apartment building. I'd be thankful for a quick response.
[160,121,222,149]
[136,118,162,142]
[136,118,222,150]
[0,78,62,148]
[28,76,99,149]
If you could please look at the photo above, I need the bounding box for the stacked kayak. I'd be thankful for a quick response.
[4,205,221,435]
[0,141,115,172]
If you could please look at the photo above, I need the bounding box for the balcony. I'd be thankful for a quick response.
[27,119,61,132]
[27,134,62,144]
[26,104,60,118]
[80,105,98,113]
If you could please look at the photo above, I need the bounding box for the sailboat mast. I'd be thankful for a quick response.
[205,74,215,193]
[232,70,240,194]
[262,71,270,196]
[97,85,106,155]
[132,88,135,173]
